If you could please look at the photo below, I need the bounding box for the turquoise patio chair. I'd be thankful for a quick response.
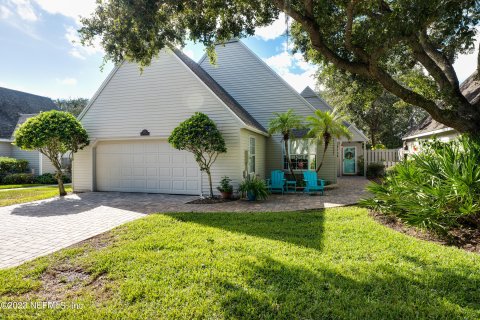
[266,170,286,194]
[303,171,325,195]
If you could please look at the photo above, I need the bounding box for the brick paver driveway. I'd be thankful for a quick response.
[0,177,368,269]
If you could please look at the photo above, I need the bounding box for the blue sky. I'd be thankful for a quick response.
[0,0,478,100]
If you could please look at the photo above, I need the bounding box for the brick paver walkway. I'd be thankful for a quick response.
[0,177,368,269]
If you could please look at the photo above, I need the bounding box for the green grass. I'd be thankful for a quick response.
[1,207,479,319]
[0,184,44,190]
[0,186,72,206]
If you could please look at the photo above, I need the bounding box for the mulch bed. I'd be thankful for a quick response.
[370,211,480,254]
[186,196,239,204]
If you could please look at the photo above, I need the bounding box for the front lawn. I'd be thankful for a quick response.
[0,184,44,190]
[1,207,479,319]
[0,186,72,207]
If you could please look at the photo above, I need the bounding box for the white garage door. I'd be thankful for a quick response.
[96,140,201,194]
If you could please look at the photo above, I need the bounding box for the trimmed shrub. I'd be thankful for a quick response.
[360,136,480,233]
[2,173,36,184]
[36,173,71,184]
[366,162,385,178]
[0,157,29,175]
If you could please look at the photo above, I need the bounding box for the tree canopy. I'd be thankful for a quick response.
[168,112,227,198]
[306,110,351,172]
[268,109,304,180]
[318,66,426,148]
[54,98,89,117]
[80,0,480,134]
[14,110,89,196]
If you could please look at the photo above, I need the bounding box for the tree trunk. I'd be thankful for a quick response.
[370,133,376,147]
[285,139,296,181]
[316,135,331,173]
[316,147,328,173]
[206,170,213,198]
[56,171,66,197]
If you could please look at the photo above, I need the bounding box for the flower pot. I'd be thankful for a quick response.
[220,191,232,199]
[247,191,256,201]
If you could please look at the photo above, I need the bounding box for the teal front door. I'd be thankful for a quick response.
[343,147,356,174]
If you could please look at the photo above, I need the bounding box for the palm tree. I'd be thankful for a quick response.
[268,109,303,180]
[306,110,352,173]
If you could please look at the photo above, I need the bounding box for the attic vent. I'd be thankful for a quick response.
[140,129,150,136]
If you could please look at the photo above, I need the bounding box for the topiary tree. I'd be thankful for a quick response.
[168,112,227,198]
[14,110,89,196]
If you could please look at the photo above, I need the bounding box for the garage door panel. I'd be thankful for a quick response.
[146,168,157,176]
[159,168,170,177]
[133,167,145,176]
[172,168,184,177]
[186,168,199,177]
[122,167,132,177]
[158,154,170,164]
[145,154,158,164]
[96,141,200,194]
[186,180,199,191]
[134,154,144,164]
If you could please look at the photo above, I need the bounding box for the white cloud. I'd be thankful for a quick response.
[255,13,289,41]
[0,5,13,18]
[263,44,317,92]
[31,0,96,23]
[8,0,37,21]
[57,77,77,86]
[453,39,479,83]
[65,26,103,59]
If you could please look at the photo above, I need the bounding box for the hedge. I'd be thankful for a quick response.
[0,157,29,176]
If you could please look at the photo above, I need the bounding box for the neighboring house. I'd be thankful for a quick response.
[0,87,58,175]
[73,39,367,195]
[403,71,480,154]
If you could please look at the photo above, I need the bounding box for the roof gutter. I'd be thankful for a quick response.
[243,125,270,137]
[402,127,454,140]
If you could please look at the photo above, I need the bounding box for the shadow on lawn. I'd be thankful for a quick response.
[165,211,325,250]
[215,255,480,319]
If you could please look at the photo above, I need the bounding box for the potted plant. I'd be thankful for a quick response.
[238,175,269,201]
[217,176,233,199]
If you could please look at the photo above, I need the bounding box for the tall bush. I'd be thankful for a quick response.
[361,136,480,232]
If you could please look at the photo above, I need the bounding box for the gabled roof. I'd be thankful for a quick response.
[403,71,479,140]
[0,87,58,139]
[300,86,368,142]
[300,87,332,112]
[173,49,267,133]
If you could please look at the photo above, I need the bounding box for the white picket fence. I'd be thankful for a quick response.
[366,149,401,168]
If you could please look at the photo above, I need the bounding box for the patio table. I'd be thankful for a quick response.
[286,180,297,193]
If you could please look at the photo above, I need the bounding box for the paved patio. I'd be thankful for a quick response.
[0,176,369,269]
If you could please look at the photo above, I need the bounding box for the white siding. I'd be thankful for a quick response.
[0,142,11,157]
[40,153,57,174]
[75,50,244,194]
[11,146,39,175]
[200,41,336,183]
[72,146,92,191]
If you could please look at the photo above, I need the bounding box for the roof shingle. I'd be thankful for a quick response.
[0,87,58,139]
[173,49,266,133]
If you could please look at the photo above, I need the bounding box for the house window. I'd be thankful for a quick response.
[248,137,256,173]
[283,139,316,170]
